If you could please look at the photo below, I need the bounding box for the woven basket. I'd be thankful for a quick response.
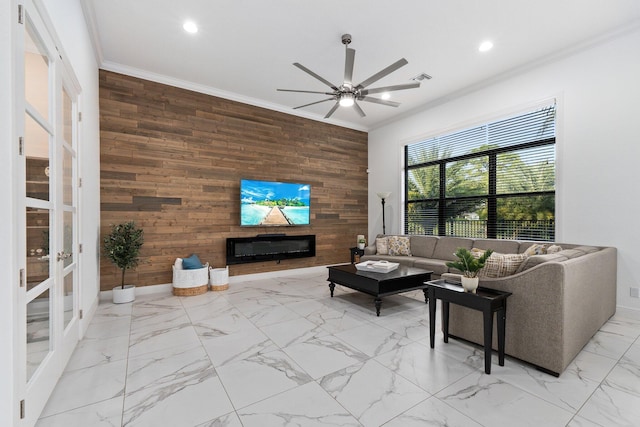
[172,262,209,296]
[173,284,208,296]
[209,266,229,292]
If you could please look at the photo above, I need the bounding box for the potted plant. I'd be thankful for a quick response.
[446,248,493,293]
[357,237,366,250]
[103,221,144,303]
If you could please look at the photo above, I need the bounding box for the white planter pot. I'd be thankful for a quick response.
[357,243,365,250]
[461,276,479,293]
[113,285,136,304]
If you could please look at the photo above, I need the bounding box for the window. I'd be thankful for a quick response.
[405,104,556,241]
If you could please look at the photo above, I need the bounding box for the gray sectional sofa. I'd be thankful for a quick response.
[361,234,617,375]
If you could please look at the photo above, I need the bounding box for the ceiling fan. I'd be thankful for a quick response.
[277,34,420,119]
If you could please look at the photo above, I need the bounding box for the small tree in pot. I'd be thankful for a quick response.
[104,221,144,303]
[446,248,493,293]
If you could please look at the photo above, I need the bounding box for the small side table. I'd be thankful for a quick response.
[426,279,512,374]
[349,247,365,263]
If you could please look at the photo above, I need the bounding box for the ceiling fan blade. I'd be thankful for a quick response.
[293,63,339,91]
[293,97,335,109]
[353,101,366,118]
[359,96,400,107]
[344,48,355,86]
[355,58,408,90]
[278,89,335,95]
[324,102,340,119]
[360,82,420,96]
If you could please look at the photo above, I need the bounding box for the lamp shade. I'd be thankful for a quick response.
[376,192,391,200]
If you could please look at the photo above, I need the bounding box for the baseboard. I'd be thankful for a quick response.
[99,265,330,301]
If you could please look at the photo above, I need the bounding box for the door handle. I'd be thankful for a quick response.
[56,251,72,261]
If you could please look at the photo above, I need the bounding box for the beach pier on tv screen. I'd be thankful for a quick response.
[240,179,310,226]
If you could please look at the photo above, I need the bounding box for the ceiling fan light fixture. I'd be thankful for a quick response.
[381,93,391,100]
[339,93,355,107]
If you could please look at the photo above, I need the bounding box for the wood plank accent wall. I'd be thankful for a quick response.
[100,70,368,290]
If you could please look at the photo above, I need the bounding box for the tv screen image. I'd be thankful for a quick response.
[240,179,311,226]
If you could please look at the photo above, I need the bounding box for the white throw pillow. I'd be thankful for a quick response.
[174,258,183,270]
[376,237,389,255]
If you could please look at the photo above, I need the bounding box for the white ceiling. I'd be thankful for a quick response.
[83,0,640,132]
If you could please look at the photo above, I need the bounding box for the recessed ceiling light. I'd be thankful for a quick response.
[381,93,391,100]
[479,40,493,52]
[183,21,198,34]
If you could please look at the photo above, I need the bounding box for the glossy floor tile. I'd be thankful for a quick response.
[38,271,640,426]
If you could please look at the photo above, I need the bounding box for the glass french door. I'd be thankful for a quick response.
[18,2,81,425]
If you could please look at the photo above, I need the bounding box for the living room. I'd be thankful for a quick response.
[2,1,640,426]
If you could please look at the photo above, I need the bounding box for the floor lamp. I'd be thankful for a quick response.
[376,192,391,234]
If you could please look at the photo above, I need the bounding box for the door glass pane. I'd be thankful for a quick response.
[63,88,72,144]
[26,207,50,290]
[27,289,50,381]
[63,271,74,330]
[25,114,50,201]
[63,147,73,205]
[24,23,49,121]
[63,210,73,268]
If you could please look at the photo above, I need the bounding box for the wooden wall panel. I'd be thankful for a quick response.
[100,70,368,290]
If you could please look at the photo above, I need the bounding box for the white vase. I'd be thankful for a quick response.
[357,243,365,249]
[461,276,479,293]
[113,285,135,303]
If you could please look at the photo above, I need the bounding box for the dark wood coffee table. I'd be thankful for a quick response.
[327,264,433,316]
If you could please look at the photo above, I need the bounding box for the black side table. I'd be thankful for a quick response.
[426,279,512,374]
[349,247,365,263]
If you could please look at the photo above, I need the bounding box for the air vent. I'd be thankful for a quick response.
[411,73,432,82]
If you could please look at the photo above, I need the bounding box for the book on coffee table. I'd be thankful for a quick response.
[355,260,400,273]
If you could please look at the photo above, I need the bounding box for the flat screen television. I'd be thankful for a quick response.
[240,179,311,226]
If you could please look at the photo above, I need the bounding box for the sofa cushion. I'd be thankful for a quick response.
[375,237,389,255]
[388,236,412,256]
[479,253,528,278]
[473,238,519,254]
[414,258,449,276]
[555,248,586,259]
[410,235,438,258]
[516,252,569,273]
[432,237,473,261]
[573,245,599,254]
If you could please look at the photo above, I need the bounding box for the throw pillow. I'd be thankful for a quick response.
[375,237,389,255]
[174,258,183,270]
[470,247,486,258]
[182,254,203,270]
[524,243,547,256]
[479,253,528,278]
[388,236,412,256]
[547,245,563,254]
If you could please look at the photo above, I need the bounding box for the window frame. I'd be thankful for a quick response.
[404,110,556,240]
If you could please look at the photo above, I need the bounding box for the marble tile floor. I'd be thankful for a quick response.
[36,271,640,427]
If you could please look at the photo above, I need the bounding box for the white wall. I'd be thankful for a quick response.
[368,28,640,310]
[41,0,101,332]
